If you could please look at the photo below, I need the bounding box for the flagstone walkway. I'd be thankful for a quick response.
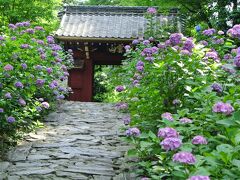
[0,102,136,180]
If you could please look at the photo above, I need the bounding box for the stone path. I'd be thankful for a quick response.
[0,102,136,180]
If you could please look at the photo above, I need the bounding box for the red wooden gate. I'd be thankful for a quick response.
[68,59,93,101]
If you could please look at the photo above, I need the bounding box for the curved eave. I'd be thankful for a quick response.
[55,35,135,42]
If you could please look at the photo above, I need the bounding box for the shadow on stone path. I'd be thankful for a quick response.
[0,102,136,180]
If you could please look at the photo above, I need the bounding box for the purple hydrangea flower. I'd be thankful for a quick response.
[39,54,46,60]
[0,83,2,88]
[188,176,210,180]
[15,82,24,88]
[200,40,208,46]
[133,80,140,86]
[36,79,45,87]
[42,102,50,109]
[21,63,27,69]
[122,116,131,125]
[145,56,154,61]
[64,72,69,76]
[49,83,56,89]
[143,40,150,46]
[173,152,196,164]
[58,87,66,92]
[115,85,124,92]
[20,44,30,49]
[34,26,44,31]
[212,102,234,115]
[57,95,65,100]
[61,65,67,71]
[147,7,157,14]
[136,60,144,67]
[161,112,174,121]
[214,38,224,44]
[55,57,62,63]
[169,33,183,45]
[192,135,208,145]
[46,67,53,74]
[157,43,166,49]
[16,22,24,27]
[38,48,44,54]
[52,51,58,57]
[47,36,55,44]
[5,92,12,99]
[136,66,144,72]
[205,51,219,62]
[51,44,62,51]
[222,66,236,74]
[9,24,16,29]
[160,137,182,151]
[115,102,128,110]
[0,108,4,113]
[132,39,139,45]
[202,28,216,36]
[26,28,34,34]
[11,36,16,41]
[179,117,192,124]
[126,127,141,136]
[35,65,42,70]
[124,45,131,50]
[18,98,26,106]
[0,36,5,41]
[211,83,223,93]
[234,55,240,67]
[227,24,240,39]
[183,38,194,52]
[180,49,191,56]
[158,127,179,138]
[22,21,30,26]
[223,54,233,60]
[4,64,13,71]
[7,116,15,123]
[37,40,44,45]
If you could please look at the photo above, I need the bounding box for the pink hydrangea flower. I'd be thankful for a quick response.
[179,117,192,124]
[42,102,50,109]
[4,64,14,71]
[188,175,210,180]
[173,152,196,164]
[161,112,174,121]
[160,137,182,151]
[212,102,234,115]
[192,135,208,145]
[147,7,157,14]
[158,127,179,138]
[126,127,141,136]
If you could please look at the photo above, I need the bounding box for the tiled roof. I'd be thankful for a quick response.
[55,6,179,40]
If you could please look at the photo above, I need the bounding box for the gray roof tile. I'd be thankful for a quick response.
[55,6,179,40]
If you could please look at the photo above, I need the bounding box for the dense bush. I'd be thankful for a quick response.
[112,8,240,180]
[0,22,73,144]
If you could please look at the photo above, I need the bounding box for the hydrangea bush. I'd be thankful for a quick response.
[111,8,240,180]
[0,22,73,144]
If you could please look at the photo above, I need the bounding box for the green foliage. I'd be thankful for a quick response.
[0,22,73,147]
[109,12,240,178]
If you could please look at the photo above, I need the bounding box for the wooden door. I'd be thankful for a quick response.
[68,59,93,101]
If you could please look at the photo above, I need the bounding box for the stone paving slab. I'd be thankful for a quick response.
[0,102,137,180]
